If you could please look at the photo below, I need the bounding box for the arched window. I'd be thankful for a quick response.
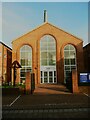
[64,44,76,83]
[40,35,56,83]
[20,45,32,81]
[40,35,56,66]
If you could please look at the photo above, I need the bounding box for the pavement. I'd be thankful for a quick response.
[2,84,90,119]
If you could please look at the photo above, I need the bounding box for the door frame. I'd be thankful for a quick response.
[40,66,57,84]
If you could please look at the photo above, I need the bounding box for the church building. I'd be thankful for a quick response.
[12,11,84,85]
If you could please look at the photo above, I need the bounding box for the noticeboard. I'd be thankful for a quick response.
[80,73,90,83]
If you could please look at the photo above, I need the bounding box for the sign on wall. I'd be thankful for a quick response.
[88,74,90,82]
[80,73,90,83]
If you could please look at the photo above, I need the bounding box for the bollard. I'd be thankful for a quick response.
[25,72,31,94]
[72,69,79,93]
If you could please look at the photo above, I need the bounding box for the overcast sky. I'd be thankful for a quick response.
[1,1,89,48]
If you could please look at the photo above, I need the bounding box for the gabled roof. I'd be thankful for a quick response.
[0,41,12,50]
[83,43,90,48]
[12,22,83,43]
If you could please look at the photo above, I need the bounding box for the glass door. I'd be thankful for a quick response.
[44,71,48,83]
[49,71,53,83]
[41,70,56,83]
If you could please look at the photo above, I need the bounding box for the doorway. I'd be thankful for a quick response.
[40,66,56,83]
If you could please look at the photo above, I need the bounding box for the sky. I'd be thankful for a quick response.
[1,1,89,48]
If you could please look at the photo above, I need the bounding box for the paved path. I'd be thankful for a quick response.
[2,93,90,119]
[2,107,89,119]
[34,84,71,95]
[3,94,89,107]
[2,84,90,119]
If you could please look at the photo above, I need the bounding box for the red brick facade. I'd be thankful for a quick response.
[12,22,84,85]
[83,43,90,72]
[0,42,12,85]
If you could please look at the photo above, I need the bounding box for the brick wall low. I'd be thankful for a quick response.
[72,69,79,93]
[25,72,31,94]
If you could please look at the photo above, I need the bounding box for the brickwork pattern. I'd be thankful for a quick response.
[12,22,84,85]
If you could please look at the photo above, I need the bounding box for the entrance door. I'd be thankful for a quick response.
[40,66,56,83]
[40,35,56,84]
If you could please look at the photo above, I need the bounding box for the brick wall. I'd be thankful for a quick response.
[12,22,84,85]
[83,43,90,72]
[0,42,12,84]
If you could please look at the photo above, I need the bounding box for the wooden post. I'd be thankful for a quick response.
[72,69,79,93]
[25,72,31,94]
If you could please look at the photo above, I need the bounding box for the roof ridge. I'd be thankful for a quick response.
[12,22,48,43]
[12,22,83,43]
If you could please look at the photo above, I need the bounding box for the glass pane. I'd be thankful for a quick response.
[48,52,56,58]
[40,35,56,67]
[49,72,52,76]
[49,61,56,65]
[65,66,70,71]
[41,59,47,66]
[20,72,25,78]
[65,71,71,77]
[25,59,28,66]
[48,46,55,50]
[48,52,52,58]
[21,59,25,66]
[49,78,53,83]
[40,44,47,50]
[20,45,32,80]
[64,44,76,83]
[64,51,69,58]
[20,46,25,51]
[25,46,31,51]
[48,37,55,42]
[44,78,48,83]
[70,59,75,65]
[41,52,47,59]
[21,52,25,59]
[64,45,69,50]
[65,59,70,65]
[69,51,75,58]
[48,59,52,65]
[28,60,32,66]
[28,53,32,59]
[70,45,75,50]
[44,72,47,77]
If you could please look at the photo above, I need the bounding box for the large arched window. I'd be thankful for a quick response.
[20,45,32,81]
[40,35,56,66]
[64,44,76,83]
[40,35,56,83]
